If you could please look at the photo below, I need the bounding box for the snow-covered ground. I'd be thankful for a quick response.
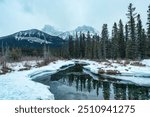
[82,59,150,86]
[0,59,150,100]
[0,60,74,100]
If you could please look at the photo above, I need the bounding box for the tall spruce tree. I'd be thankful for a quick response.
[146,4,150,57]
[111,22,118,59]
[118,19,125,59]
[136,14,145,59]
[91,36,95,59]
[125,24,129,58]
[126,3,137,59]
[68,35,74,58]
[95,34,100,59]
[141,29,146,58]
[101,24,109,59]
[74,32,80,58]
[86,31,92,58]
[79,32,86,58]
[125,24,129,42]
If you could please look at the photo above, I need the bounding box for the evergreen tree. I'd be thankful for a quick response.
[95,34,100,59]
[79,32,86,58]
[68,35,74,58]
[85,31,92,58]
[74,32,80,58]
[126,3,137,59]
[101,24,109,59]
[118,20,125,58]
[146,4,150,57]
[141,29,146,58]
[91,35,95,59]
[111,22,118,59]
[136,14,145,59]
[125,24,129,58]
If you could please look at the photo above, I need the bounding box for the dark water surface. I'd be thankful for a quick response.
[33,64,150,100]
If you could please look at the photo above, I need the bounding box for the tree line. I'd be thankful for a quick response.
[67,3,150,60]
[1,3,150,61]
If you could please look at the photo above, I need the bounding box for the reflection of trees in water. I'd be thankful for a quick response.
[87,77,92,93]
[68,74,74,86]
[67,74,105,97]
[128,85,149,100]
[113,83,127,100]
[75,76,79,91]
[102,82,110,100]
[66,73,150,100]
[51,67,150,100]
[36,64,150,100]
[113,83,150,100]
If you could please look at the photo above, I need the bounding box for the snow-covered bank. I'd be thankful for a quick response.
[0,60,74,100]
[82,59,150,86]
[1,59,150,99]
[0,73,54,100]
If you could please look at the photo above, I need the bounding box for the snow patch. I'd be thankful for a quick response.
[0,60,74,100]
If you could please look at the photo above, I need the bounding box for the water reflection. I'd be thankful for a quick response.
[33,64,150,100]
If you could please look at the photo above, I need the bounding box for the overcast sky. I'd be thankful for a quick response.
[0,0,149,36]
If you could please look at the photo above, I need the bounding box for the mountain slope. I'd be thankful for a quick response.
[0,29,64,48]
[42,25,63,36]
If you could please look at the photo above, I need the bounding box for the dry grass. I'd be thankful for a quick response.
[36,56,60,67]
[124,60,130,65]
[98,69,121,75]
[98,69,105,74]
[0,66,12,75]
[106,70,121,75]
[18,67,30,71]
[130,61,145,67]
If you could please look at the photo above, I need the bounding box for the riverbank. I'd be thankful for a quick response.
[82,59,150,86]
[0,59,150,99]
[0,60,74,100]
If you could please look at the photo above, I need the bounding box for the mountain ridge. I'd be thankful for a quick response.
[0,29,64,49]
[42,25,99,39]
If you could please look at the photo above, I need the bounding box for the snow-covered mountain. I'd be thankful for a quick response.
[0,29,64,48]
[60,25,99,39]
[42,25,63,36]
[42,25,99,40]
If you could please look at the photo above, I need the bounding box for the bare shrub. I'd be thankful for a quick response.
[124,60,130,65]
[18,67,30,71]
[36,56,59,67]
[24,62,31,68]
[106,70,121,75]
[130,61,145,67]
[0,66,12,74]
[98,69,105,74]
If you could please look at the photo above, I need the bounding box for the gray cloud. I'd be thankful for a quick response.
[0,0,149,36]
